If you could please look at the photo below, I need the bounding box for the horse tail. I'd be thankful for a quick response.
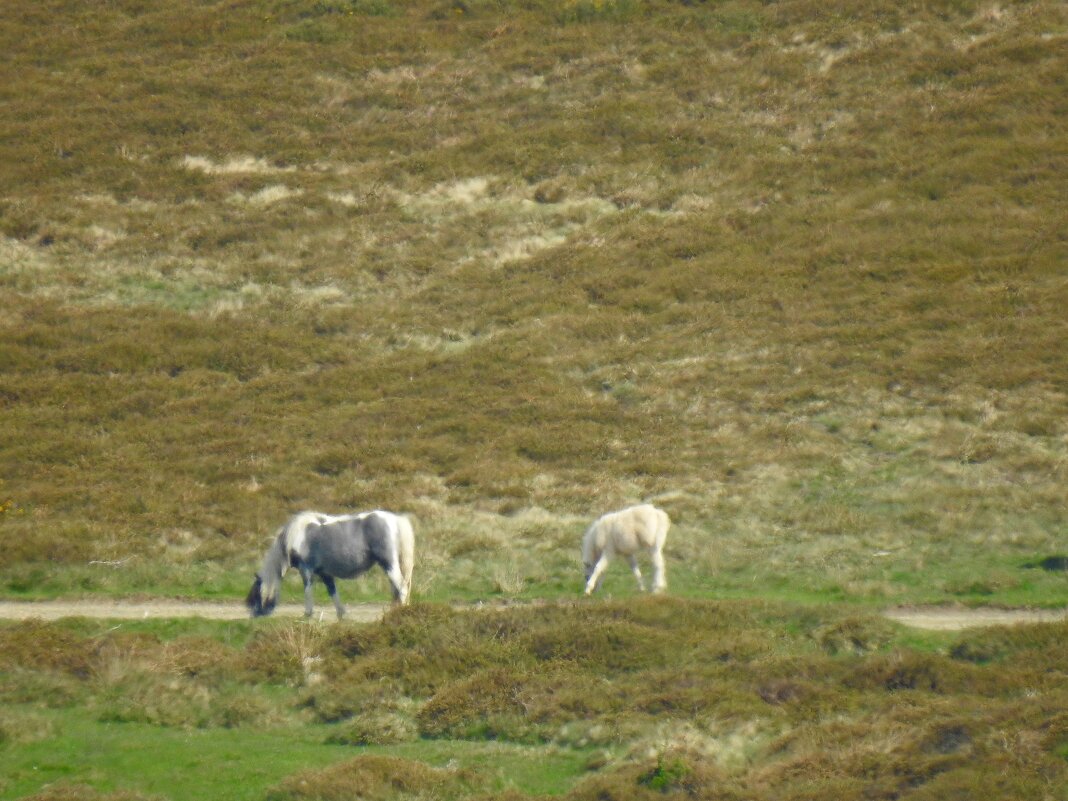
[396,515,415,604]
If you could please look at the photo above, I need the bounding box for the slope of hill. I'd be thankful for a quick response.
[1,0,1065,605]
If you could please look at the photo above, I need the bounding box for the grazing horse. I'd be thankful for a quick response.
[581,503,670,596]
[246,510,414,619]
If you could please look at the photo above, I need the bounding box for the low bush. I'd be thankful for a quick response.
[0,620,98,678]
[324,709,418,745]
[95,668,215,728]
[950,619,1068,671]
[844,650,983,694]
[265,755,462,801]
[565,752,736,801]
[814,615,898,655]
[242,621,330,686]
[301,673,408,723]
[0,668,86,708]
[417,667,536,740]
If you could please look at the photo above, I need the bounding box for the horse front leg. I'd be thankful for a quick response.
[321,574,345,619]
[299,567,316,618]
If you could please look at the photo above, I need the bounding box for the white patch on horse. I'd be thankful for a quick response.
[280,511,335,576]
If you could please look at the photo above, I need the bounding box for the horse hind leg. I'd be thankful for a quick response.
[320,574,345,620]
[383,562,408,604]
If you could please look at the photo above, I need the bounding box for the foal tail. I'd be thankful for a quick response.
[396,515,416,604]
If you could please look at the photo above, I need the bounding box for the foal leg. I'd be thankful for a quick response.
[584,554,611,595]
[299,566,316,618]
[320,574,345,620]
[628,555,646,592]
[650,547,667,594]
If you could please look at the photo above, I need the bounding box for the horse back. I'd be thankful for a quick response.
[305,512,395,578]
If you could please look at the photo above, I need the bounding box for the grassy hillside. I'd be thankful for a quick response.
[1,0,1066,605]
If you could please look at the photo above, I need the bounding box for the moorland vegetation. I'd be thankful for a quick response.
[1,600,1066,800]
[0,0,1066,798]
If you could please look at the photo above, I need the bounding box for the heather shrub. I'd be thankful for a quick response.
[417,667,538,740]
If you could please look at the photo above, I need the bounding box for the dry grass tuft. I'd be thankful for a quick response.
[243,621,332,686]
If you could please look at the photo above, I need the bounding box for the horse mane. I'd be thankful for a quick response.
[248,511,329,615]
[248,527,288,615]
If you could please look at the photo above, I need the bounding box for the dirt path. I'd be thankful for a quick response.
[0,599,1064,629]
[0,600,387,622]
[881,606,1066,630]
